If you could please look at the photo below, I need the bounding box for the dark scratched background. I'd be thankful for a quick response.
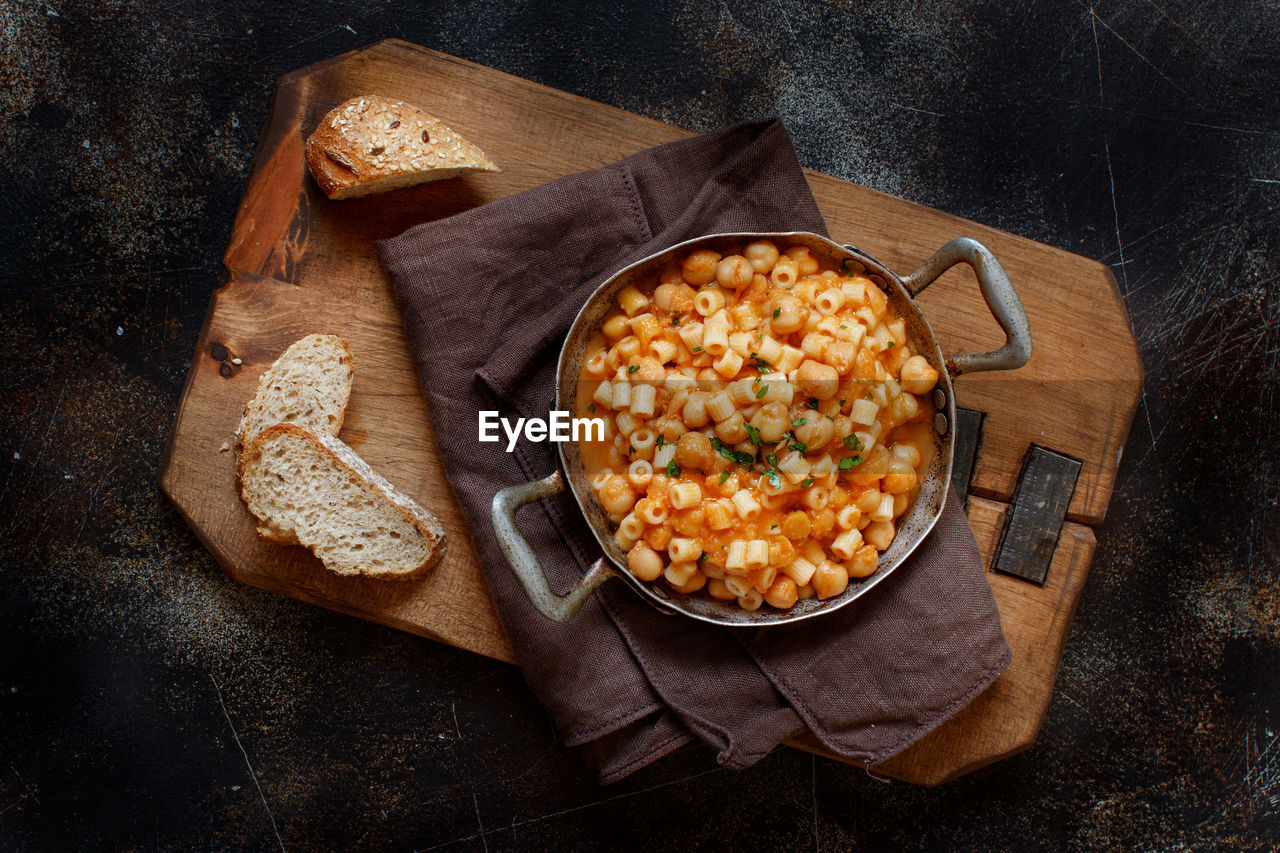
[2,1,1278,849]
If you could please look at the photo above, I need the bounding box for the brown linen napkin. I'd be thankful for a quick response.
[379,118,1010,783]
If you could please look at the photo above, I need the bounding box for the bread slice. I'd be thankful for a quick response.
[305,95,499,199]
[235,334,354,474]
[239,424,446,580]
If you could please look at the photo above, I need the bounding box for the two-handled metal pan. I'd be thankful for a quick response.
[492,233,1031,626]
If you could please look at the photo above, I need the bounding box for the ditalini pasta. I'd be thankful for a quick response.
[577,240,939,611]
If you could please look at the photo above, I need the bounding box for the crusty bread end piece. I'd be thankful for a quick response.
[234,334,354,476]
[305,95,499,199]
[239,424,446,580]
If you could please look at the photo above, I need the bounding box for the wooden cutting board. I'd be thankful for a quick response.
[160,40,1143,785]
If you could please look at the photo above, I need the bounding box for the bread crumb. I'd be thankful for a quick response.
[219,441,231,453]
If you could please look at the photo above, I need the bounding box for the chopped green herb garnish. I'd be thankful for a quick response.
[671,313,681,326]
[886,340,896,350]
[801,477,816,488]
[838,456,860,471]
[788,439,808,453]
[588,403,596,413]
[766,454,779,467]
[773,308,782,319]
[628,364,640,374]
[771,524,779,531]
[719,470,730,485]
[656,434,666,448]
[792,417,807,427]
[699,552,710,561]
[840,399,846,407]
[844,434,864,452]
[667,459,680,478]
[744,423,761,446]
[711,436,755,467]
[840,324,848,329]
[749,353,773,372]
[755,384,769,399]
[807,398,820,410]
[842,259,859,276]
[692,346,702,353]
[629,444,636,455]
[766,469,783,489]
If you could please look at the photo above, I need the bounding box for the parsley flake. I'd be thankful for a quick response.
[801,477,816,488]
[692,346,702,353]
[667,459,680,478]
[656,434,666,448]
[755,384,769,399]
[744,423,761,446]
[807,398,820,410]
[766,469,782,489]
[766,454,779,467]
[792,417,807,427]
[719,470,730,485]
[844,434,864,452]
[588,403,596,413]
[773,308,782,319]
[789,438,808,453]
[628,364,640,374]
[886,340,896,350]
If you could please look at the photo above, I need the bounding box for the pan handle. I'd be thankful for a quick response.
[491,470,618,622]
[900,237,1032,376]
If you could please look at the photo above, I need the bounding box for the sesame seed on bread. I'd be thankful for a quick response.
[305,95,499,199]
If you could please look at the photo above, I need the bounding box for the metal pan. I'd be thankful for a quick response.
[491,233,1030,626]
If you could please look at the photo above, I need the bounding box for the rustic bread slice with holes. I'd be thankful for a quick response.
[234,334,354,477]
[239,424,446,579]
[305,95,499,199]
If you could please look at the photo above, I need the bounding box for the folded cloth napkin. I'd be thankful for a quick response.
[379,118,1010,784]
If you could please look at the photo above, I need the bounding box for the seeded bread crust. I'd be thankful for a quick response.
[234,334,354,480]
[240,424,447,580]
[305,95,499,199]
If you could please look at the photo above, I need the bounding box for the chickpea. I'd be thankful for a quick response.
[811,560,849,600]
[744,240,780,273]
[784,246,820,277]
[794,415,833,451]
[881,470,917,495]
[847,544,879,578]
[654,282,696,314]
[854,488,882,514]
[715,255,755,290]
[714,411,749,445]
[602,313,630,343]
[794,359,840,400]
[631,357,665,384]
[899,355,939,394]
[669,507,705,537]
[770,295,807,335]
[600,475,635,515]
[707,578,737,600]
[863,520,896,551]
[891,442,922,469]
[658,260,684,286]
[682,249,722,285]
[751,401,790,443]
[781,510,811,541]
[674,431,715,472]
[627,542,664,581]
[824,341,856,375]
[764,576,799,609]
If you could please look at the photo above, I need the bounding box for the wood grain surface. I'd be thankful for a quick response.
[160,40,1144,786]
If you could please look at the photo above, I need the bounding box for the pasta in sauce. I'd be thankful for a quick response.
[576,240,939,611]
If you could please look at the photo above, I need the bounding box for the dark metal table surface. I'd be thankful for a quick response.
[2,1,1276,849]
